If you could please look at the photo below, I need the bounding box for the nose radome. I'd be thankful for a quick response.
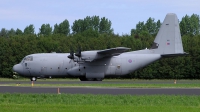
[13,64,23,74]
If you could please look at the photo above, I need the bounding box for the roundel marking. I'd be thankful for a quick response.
[128,59,132,63]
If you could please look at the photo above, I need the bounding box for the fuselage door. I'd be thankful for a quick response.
[41,67,47,76]
[24,62,31,75]
[109,57,121,75]
[115,58,121,75]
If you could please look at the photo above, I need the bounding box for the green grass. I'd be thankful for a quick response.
[0,94,200,112]
[1,104,199,112]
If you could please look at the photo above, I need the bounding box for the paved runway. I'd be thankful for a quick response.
[0,81,200,95]
[0,86,200,95]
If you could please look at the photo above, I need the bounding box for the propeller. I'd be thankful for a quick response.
[68,46,85,71]
[68,46,83,65]
[75,46,81,57]
[75,46,82,71]
[68,47,74,60]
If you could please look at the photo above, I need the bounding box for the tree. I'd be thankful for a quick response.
[8,28,16,37]
[131,21,148,37]
[145,17,156,35]
[16,28,23,35]
[99,17,113,34]
[53,24,59,34]
[0,28,8,37]
[59,19,70,36]
[39,24,52,36]
[71,19,83,34]
[190,14,200,35]
[180,14,200,36]
[71,16,113,35]
[72,17,94,34]
[91,16,100,31]
[180,15,191,36]
[24,24,35,35]
[53,20,70,36]
[156,20,161,33]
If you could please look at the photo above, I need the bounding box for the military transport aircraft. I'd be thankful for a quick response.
[13,13,187,81]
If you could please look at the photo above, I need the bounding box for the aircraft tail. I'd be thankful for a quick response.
[150,13,187,57]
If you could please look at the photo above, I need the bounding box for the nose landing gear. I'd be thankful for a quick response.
[30,77,37,81]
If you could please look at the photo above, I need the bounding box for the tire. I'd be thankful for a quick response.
[87,78,95,81]
[30,77,37,81]
[79,77,87,81]
[95,78,103,81]
[79,77,95,81]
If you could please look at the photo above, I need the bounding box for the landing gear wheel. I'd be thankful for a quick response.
[79,77,96,81]
[95,78,103,81]
[30,77,37,81]
[87,78,95,81]
[79,77,87,81]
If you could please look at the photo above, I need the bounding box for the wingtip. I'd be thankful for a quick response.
[115,47,131,49]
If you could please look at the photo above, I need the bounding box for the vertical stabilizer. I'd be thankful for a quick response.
[151,13,185,55]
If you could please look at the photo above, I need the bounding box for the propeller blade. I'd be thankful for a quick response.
[67,54,74,59]
[75,46,81,57]
[68,47,74,59]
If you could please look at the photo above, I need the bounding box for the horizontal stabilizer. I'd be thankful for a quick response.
[161,52,189,58]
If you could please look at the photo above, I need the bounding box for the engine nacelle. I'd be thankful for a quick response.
[81,51,104,61]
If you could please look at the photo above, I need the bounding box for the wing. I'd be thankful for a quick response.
[80,47,130,62]
[97,47,131,56]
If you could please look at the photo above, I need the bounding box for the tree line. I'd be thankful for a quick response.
[0,14,200,79]
[0,16,113,38]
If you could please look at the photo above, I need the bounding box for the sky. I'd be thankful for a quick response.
[0,0,200,35]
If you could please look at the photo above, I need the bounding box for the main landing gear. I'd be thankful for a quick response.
[79,77,103,81]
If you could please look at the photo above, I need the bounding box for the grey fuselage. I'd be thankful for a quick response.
[14,49,161,79]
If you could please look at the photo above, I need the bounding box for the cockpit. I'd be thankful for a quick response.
[21,56,33,63]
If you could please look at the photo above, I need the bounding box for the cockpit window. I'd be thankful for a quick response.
[22,56,33,62]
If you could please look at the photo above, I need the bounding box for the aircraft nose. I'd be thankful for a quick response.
[13,64,23,74]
